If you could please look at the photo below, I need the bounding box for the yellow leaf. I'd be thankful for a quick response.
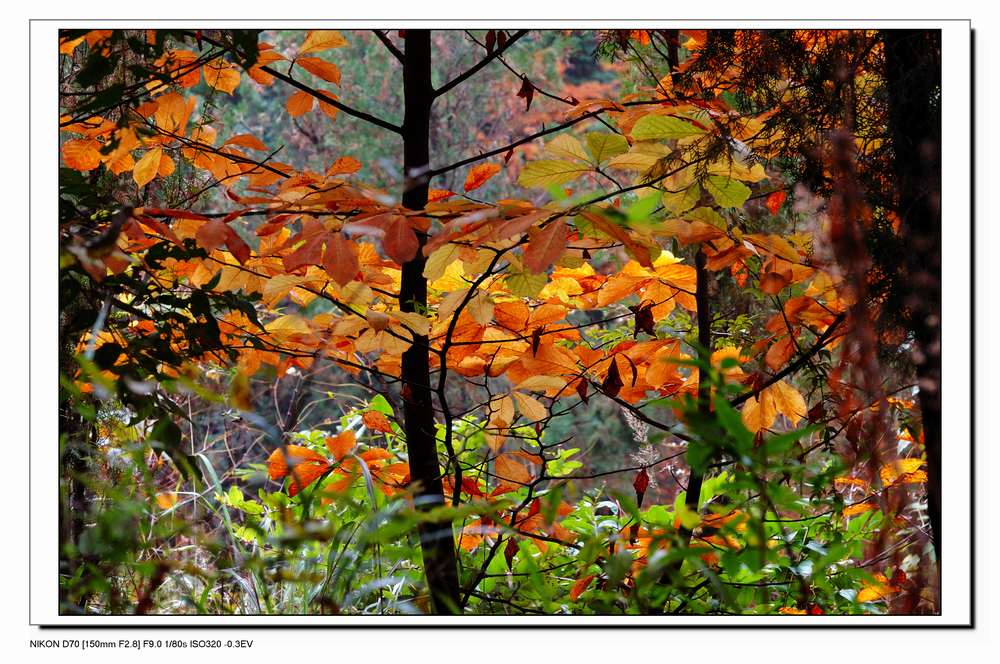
[770,380,807,425]
[467,291,495,326]
[741,392,776,433]
[512,391,547,422]
[204,61,240,94]
[545,134,589,162]
[842,502,876,518]
[879,459,926,486]
[154,492,179,510]
[299,30,348,54]
[517,159,589,188]
[515,375,568,393]
[133,147,163,187]
[423,244,461,281]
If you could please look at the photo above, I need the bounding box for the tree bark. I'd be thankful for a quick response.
[883,30,942,562]
[684,248,713,520]
[399,29,461,614]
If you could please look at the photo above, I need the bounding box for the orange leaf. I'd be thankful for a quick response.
[326,156,362,176]
[495,453,533,489]
[203,61,240,94]
[879,458,926,486]
[266,445,330,495]
[296,57,341,84]
[326,430,357,460]
[362,410,393,434]
[427,189,456,203]
[842,501,876,518]
[464,163,501,192]
[765,335,796,371]
[154,492,179,510]
[62,138,103,171]
[224,134,269,151]
[570,574,596,601]
[286,90,314,117]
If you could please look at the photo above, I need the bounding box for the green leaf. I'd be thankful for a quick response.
[705,176,751,208]
[506,269,547,297]
[662,183,701,215]
[631,115,705,141]
[586,132,629,164]
[517,159,590,188]
[606,150,661,173]
[369,393,394,416]
[685,206,728,230]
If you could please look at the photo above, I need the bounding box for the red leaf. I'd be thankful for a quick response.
[224,226,252,265]
[504,538,518,570]
[382,215,420,264]
[282,233,326,272]
[759,271,791,295]
[765,190,787,215]
[633,468,650,506]
[195,219,230,252]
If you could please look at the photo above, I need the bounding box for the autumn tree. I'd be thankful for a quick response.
[59,28,939,615]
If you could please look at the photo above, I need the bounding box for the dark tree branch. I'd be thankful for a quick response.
[433,30,529,99]
[372,30,404,64]
[259,64,403,134]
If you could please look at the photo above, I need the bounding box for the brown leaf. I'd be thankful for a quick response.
[601,357,624,398]
[629,301,656,337]
[516,76,535,111]
[195,219,230,253]
[760,271,791,295]
[523,219,567,273]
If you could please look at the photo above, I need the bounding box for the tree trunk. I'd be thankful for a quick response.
[684,248,713,519]
[399,29,461,614]
[883,30,942,562]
